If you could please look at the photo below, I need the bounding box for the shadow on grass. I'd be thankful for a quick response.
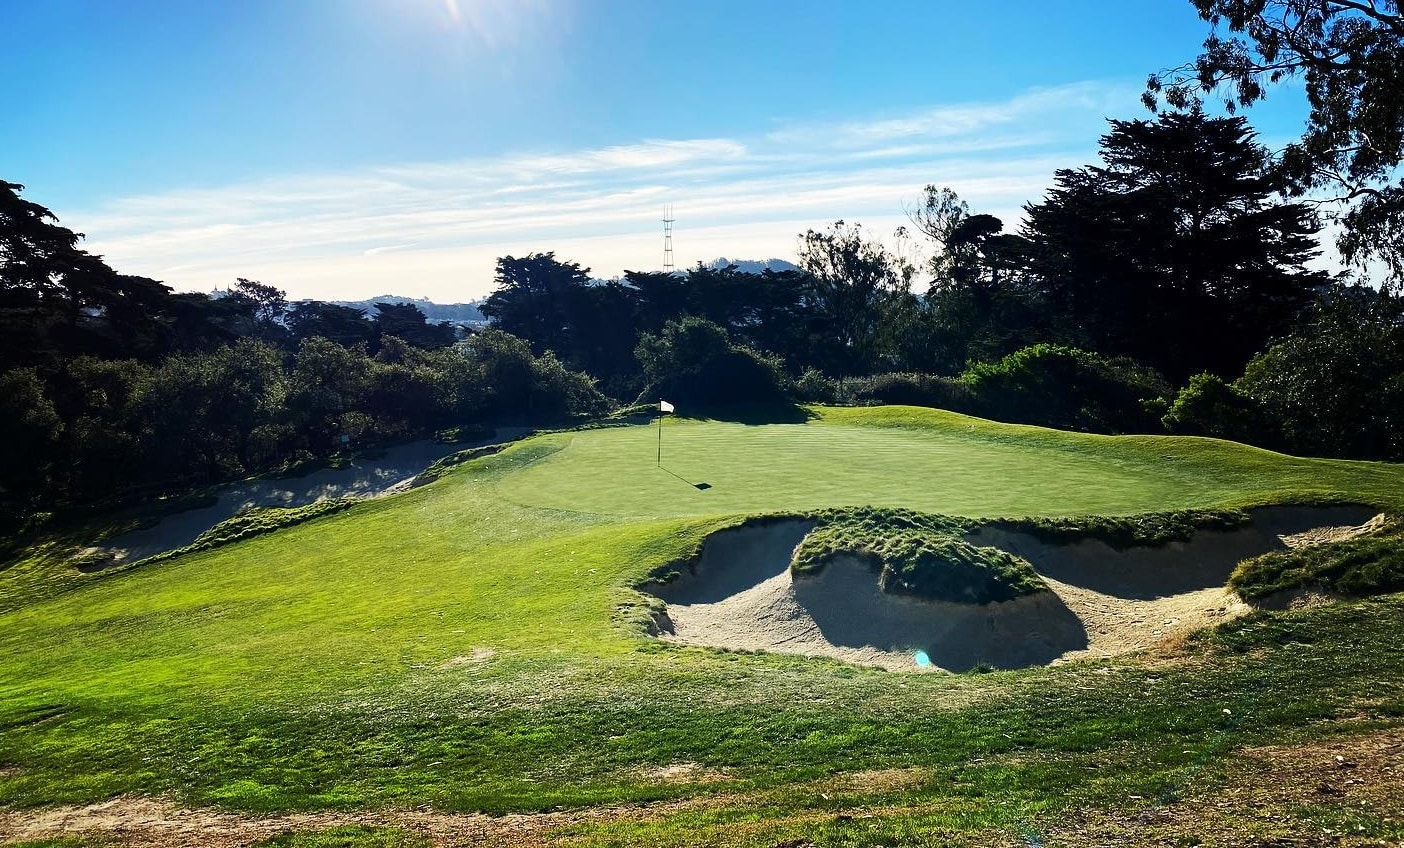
[659,466,712,491]
[676,402,816,425]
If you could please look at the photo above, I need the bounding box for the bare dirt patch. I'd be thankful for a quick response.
[1280,511,1389,548]
[5,734,1395,848]
[827,767,930,794]
[440,647,495,668]
[634,761,731,785]
[1041,726,1404,846]
[643,506,1380,672]
[0,789,806,848]
[0,766,967,848]
[0,795,623,848]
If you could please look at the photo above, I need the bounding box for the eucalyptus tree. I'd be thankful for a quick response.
[1149,0,1404,284]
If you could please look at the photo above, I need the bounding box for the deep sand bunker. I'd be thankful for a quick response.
[93,428,530,565]
[643,505,1379,671]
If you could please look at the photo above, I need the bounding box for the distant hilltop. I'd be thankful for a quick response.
[329,295,487,326]
[705,257,800,274]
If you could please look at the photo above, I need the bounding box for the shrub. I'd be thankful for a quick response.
[960,344,1170,433]
[793,368,839,404]
[463,329,610,421]
[634,317,788,409]
[843,372,974,411]
[1232,290,1404,460]
[1162,373,1267,443]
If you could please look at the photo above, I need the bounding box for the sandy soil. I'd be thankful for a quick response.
[646,506,1383,672]
[96,428,530,565]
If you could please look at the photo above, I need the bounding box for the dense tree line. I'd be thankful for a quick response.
[479,111,1338,409]
[483,112,1328,389]
[478,107,1404,462]
[0,182,606,520]
[0,324,606,518]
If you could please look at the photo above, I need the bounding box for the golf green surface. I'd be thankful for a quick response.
[3,405,1404,844]
[496,406,1402,517]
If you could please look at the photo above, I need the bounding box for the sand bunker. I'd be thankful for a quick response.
[643,505,1380,672]
[95,428,530,565]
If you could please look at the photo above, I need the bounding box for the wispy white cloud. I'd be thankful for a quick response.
[72,80,1140,301]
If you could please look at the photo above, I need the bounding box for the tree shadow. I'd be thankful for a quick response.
[677,402,816,425]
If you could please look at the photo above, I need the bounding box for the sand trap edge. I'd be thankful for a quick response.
[637,504,1385,672]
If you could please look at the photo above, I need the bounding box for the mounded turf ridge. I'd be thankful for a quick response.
[985,498,1387,551]
[104,498,361,576]
[791,507,1044,604]
[1231,513,1404,599]
[986,508,1253,550]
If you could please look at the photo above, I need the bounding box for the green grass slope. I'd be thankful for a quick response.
[2,406,1404,842]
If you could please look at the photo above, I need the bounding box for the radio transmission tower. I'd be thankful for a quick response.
[662,204,675,272]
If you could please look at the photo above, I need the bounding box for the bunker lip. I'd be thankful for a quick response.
[639,504,1383,672]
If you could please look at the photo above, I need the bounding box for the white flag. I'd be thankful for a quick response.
[660,400,675,413]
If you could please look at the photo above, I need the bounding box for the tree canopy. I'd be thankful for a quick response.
[1148,0,1404,284]
[1021,109,1327,379]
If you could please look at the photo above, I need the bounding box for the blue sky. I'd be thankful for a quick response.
[1,0,1312,300]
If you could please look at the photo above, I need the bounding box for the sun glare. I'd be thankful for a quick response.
[426,0,556,48]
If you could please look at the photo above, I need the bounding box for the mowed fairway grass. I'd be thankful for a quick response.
[4,406,1404,845]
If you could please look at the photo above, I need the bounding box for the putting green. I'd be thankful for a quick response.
[490,406,1404,518]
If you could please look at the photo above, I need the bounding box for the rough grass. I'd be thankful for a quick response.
[791,508,1045,603]
[1232,518,1404,599]
[254,826,428,847]
[3,405,1404,844]
[0,493,224,615]
[186,498,355,553]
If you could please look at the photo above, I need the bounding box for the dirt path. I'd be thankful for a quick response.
[0,795,625,848]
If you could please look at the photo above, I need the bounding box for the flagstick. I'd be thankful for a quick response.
[657,407,663,467]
